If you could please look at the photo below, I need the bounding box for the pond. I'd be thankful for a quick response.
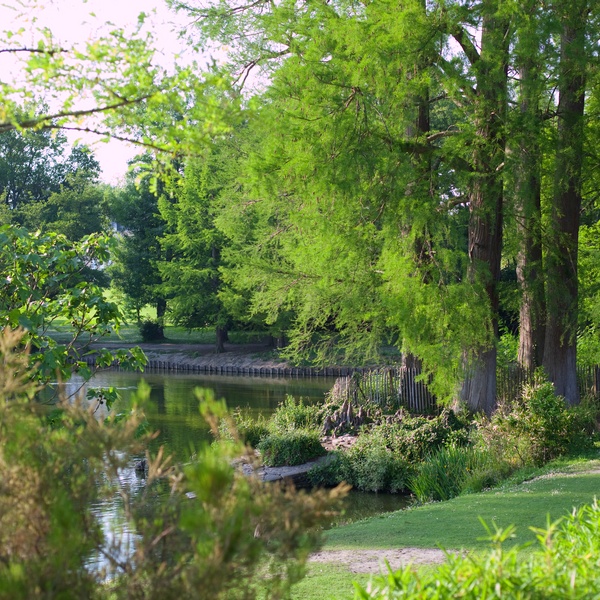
[86,369,337,462]
[75,370,411,571]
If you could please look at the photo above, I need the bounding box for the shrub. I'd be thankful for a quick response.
[139,319,165,342]
[354,501,600,599]
[269,395,323,434]
[341,427,413,493]
[387,410,471,463]
[408,444,487,502]
[308,451,347,487]
[258,429,327,466]
[308,410,470,493]
[219,409,270,448]
[479,374,596,467]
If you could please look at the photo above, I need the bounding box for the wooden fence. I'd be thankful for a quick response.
[331,368,438,414]
[334,364,600,415]
[496,364,600,404]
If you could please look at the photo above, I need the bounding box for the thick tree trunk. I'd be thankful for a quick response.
[155,298,167,340]
[542,4,587,404]
[515,41,545,370]
[216,325,228,353]
[459,5,509,415]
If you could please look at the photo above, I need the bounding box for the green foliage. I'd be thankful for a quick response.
[340,429,413,493]
[258,429,326,467]
[158,145,236,341]
[139,319,165,342]
[497,331,519,369]
[0,225,146,385]
[219,408,270,448]
[479,373,597,467]
[408,444,485,503]
[307,451,346,488]
[269,395,323,434]
[0,329,346,599]
[382,411,471,464]
[1,10,238,163]
[107,156,167,323]
[353,501,600,599]
[0,124,101,211]
[251,396,327,466]
[309,410,470,493]
[219,397,324,462]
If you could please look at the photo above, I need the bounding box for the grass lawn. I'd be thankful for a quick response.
[291,457,600,599]
[46,321,268,346]
[290,564,370,600]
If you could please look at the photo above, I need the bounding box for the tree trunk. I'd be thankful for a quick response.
[155,298,167,340]
[542,3,587,404]
[514,14,545,370]
[459,5,509,415]
[216,325,227,353]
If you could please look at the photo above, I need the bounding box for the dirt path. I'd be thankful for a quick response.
[309,548,450,573]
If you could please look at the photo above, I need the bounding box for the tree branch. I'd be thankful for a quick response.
[0,46,67,55]
[0,95,154,134]
[450,25,480,65]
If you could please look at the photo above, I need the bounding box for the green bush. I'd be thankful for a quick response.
[387,410,471,463]
[408,444,486,502]
[269,395,323,433]
[341,427,413,493]
[479,374,596,467]
[308,451,346,487]
[258,429,327,466]
[219,409,270,448]
[353,501,600,599]
[139,319,165,342]
[308,410,470,493]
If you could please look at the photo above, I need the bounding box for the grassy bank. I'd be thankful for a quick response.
[292,457,600,600]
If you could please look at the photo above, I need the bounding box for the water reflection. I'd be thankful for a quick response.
[89,370,335,463]
[75,370,410,573]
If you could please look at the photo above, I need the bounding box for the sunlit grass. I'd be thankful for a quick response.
[324,459,600,553]
[292,457,600,598]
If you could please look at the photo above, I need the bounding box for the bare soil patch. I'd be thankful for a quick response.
[309,548,450,573]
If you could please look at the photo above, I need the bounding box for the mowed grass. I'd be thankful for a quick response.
[46,289,269,346]
[291,459,600,599]
[47,320,268,346]
[324,469,600,552]
[291,564,370,600]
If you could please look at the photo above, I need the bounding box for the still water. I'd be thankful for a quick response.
[88,369,338,462]
[81,370,410,571]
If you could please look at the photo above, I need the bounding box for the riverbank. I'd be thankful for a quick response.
[293,456,600,599]
[88,341,365,377]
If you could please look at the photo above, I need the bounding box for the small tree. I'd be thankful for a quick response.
[0,225,145,386]
[159,146,232,352]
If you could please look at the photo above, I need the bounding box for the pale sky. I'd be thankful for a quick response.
[1,0,195,183]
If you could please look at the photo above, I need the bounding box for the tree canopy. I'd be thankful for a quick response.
[166,0,599,411]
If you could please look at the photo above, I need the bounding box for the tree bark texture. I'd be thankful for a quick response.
[459,4,509,414]
[215,325,228,353]
[514,29,545,370]
[543,3,587,404]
